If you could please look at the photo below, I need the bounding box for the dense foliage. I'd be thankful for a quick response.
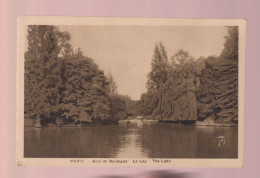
[117,95,138,116]
[60,52,112,123]
[24,26,71,122]
[137,26,239,124]
[146,42,169,92]
[24,25,127,125]
[24,25,238,125]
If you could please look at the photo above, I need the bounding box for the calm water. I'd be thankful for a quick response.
[24,120,238,158]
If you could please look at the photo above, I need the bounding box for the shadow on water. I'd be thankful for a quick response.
[24,125,128,158]
[137,123,238,158]
[24,121,237,158]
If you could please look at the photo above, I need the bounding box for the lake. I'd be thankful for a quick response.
[24,120,238,158]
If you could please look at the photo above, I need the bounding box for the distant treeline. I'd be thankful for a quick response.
[24,25,136,125]
[137,27,238,124]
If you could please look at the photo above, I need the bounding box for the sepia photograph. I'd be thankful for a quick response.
[16,17,245,167]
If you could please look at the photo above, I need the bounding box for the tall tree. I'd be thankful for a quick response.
[25,25,71,60]
[25,25,128,126]
[24,25,71,123]
[146,42,169,92]
[152,55,204,122]
[108,72,118,95]
[220,26,238,60]
[196,56,218,120]
[214,26,239,123]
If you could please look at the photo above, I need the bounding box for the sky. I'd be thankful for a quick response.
[58,25,227,100]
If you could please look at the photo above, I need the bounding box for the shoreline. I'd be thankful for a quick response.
[24,120,238,128]
[24,117,119,128]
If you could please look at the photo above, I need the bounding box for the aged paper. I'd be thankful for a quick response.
[17,16,246,167]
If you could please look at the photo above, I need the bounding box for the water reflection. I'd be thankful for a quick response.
[24,121,238,158]
[115,122,148,158]
[137,122,238,158]
[25,125,128,158]
[195,126,238,158]
[137,123,198,158]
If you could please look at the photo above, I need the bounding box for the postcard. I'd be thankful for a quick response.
[17,16,246,167]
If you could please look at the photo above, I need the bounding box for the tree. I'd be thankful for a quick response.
[24,25,71,124]
[214,59,238,122]
[138,27,238,124]
[140,46,208,122]
[25,25,130,126]
[152,57,204,122]
[196,56,218,120]
[146,42,169,92]
[108,72,118,95]
[109,95,127,121]
[214,26,239,123]
[137,92,159,116]
[25,25,71,60]
[221,26,238,60]
[171,49,194,65]
[60,53,111,123]
[118,95,138,116]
